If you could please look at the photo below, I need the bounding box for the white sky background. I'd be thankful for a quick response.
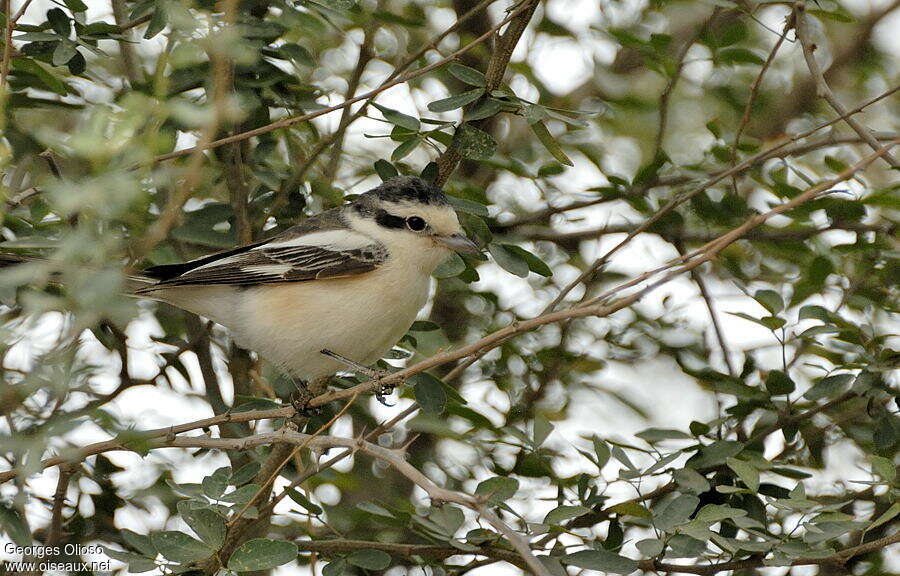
[1,0,898,574]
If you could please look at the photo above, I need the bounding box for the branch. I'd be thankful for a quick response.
[44,466,72,547]
[639,530,900,574]
[676,240,736,376]
[163,430,551,576]
[293,538,527,570]
[518,221,895,245]
[794,1,898,169]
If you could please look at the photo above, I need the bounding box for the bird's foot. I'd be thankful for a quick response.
[374,379,396,407]
[290,380,321,419]
[320,349,395,406]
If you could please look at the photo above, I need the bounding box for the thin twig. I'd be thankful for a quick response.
[731,14,793,171]
[638,530,900,574]
[794,0,898,169]
[676,241,737,376]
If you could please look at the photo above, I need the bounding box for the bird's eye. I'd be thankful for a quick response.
[405,216,427,231]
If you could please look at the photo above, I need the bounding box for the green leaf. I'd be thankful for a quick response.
[122,530,157,557]
[452,124,496,160]
[202,466,231,499]
[718,47,765,65]
[374,159,398,181]
[803,373,853,401]
[501,244,553,277]
[691,440,744,468]
[726,458,760,491]
[322,559,346,576]
[798,305,833,322]
[674,468,710,495]
[636,428,692,443]
[489,243,529,277]
[63,0,89,12]
[372,103,420,131]
[230,462,261,487]
[391,137,420,161]
[609,501,651,519]
[530,120,574,166]
[0,504,31,547]
[668,534,707,557]
[432,253,466,278]
[636,538,664,557]
[144,6,166,39]
[809,8,855,22]
[448,63,486,87]
[221,484,262,505]
[411,372,447,414]
[765,371,795,395]
[867,502,900,531]
[428,505,465,535]
[446,194,489,217]
[727,311,783,331]
[593,436,611,470]
[346,549,391,570]
[562,549,638,574]
[10,58,68,95]
[278,43,315,66]
[870,456,895,483]
[654,494,700,531]
[150,531,214,564]
[544,505,591,525]
[475,476,519,505]
[52,41,78,67]
[428,88,483,112]
[466,97,505,121]
[286,488,323,515]
[182,507,226,549]
[753,289,783,314]
[695,504,747,523]
[103,548,157,573]
[227,538,298,572]
[533,415,554,446]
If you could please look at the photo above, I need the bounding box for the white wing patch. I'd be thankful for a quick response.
[263,230,374,251]
[241,263,294,276]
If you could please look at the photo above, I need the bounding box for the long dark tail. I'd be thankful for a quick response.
[0,253,157,295]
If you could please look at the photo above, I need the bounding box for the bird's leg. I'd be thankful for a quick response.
[320,349,395,406]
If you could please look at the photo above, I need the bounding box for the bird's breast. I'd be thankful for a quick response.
[231,259,433,380]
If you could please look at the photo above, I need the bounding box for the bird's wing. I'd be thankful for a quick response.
[141,212,387,288]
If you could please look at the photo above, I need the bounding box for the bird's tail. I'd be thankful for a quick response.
[0,253,157,295]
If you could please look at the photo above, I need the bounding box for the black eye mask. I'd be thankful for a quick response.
[374,209,407,230]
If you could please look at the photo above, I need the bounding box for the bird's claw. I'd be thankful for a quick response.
[290,382,321,419]
[375,381,395,406]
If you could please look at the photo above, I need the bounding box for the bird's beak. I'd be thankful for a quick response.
[436,233,480,255]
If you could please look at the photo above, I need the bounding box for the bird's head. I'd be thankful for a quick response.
[348,176,480,266]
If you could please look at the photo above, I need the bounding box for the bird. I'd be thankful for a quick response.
[132,175,479,396]
[0,176,479,405]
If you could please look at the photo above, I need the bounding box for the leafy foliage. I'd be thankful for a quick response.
[0,0,897,575]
